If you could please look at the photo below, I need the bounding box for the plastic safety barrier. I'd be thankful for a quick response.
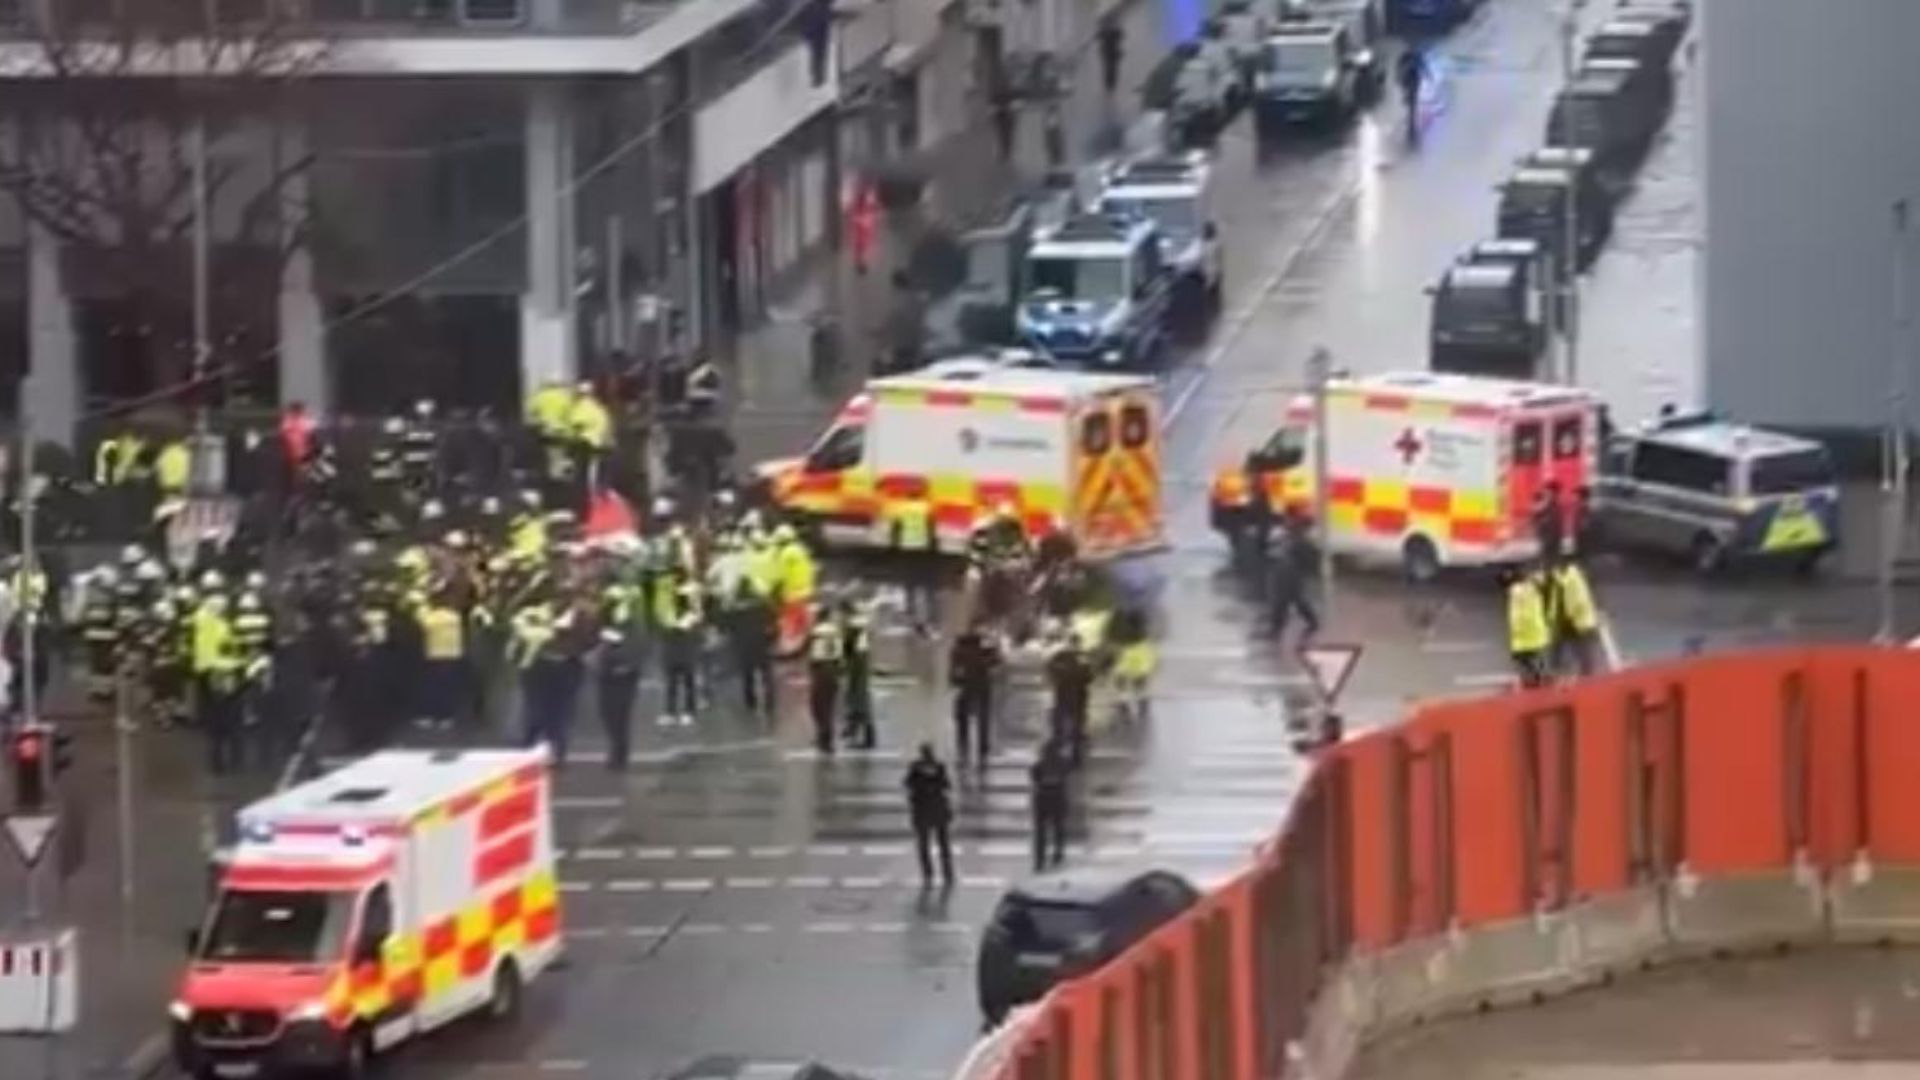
[953,646,1920,1080]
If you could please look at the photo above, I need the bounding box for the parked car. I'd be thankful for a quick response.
[1096,153,1224,340]
[1428,256,1546,377]
[977,869,1200,1024]
[1544,64,1660,181]
[1497,164,1610,275]
[1253,21,1369,133]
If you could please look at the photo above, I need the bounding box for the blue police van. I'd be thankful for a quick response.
[1016,212,1175,370]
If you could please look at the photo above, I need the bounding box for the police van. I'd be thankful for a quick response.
[1017,212,1174,369]
[1096,154,1223,340]
[1593,410,1840,574]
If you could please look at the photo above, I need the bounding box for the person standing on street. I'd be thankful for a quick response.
[1548,554,1602,677]
[1030,736,1072,872]
[841,592,876,750]
[1097,12,1124,96]
[949,620,999,763]
[726,574,777,715]
[659,577,703,726]
[191,591,244,776]
[1045,627,1095,767]
[1504,564,1552,688]
[511,589,580,764]
[807,600,843,754]
[596,573,644,769]
[904,743,955,888]
[414,589,470,732]
[1532,481,1565,561]
[1397,43,1426,146]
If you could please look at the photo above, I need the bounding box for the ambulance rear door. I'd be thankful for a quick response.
[1070,387,1165,558]
[1502,400,1595,547]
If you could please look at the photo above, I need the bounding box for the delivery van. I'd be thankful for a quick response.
[1209,370,1601,579]
[170,749,560,1079]
[757,366,1166,560]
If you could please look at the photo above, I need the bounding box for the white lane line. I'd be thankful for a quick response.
[727,876,775,889]
[565,927,608,939]
[1422,640,1492,654]
[633,846,677,860]
[972,841,1028,857]
[806,922,855,933]
[558,880,592,894]
[930,923,972,934]
[960,875,1009,889]
[838,875,888,889]
[689,846,733,860]
[1164,181,1364,427]
[679,923,725,935]
[806,843,853,856]
[741,923,774,933]
[606,879,655,893]
[1454,672,1517,688]
[866,922,908,934]
[662,878,713,892]
[572,847,624,861]
[748,845,794,858]
[553,796,621,810]
[625,926,667,938]
[861,843,909,857]
[539,1061,590,1073]
[787,875,833,888]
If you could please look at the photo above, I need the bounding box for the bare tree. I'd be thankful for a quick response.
[0,0,328,415]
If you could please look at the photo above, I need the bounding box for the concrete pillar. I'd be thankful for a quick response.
[23,222,76,445]
[276,125,328,415]
[520,81,577,396]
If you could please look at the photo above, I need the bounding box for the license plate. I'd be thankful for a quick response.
[213,1063,261,1079]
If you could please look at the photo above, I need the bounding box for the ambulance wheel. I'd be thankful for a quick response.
[487,961,524,1025]
[1689,532,1727,576]
[1401,535,1441,584]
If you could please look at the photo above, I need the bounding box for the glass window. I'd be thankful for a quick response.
[1513,421,1542,466]
[1632,442,1730,494]
[1748,448,1836,496]
[199,890,354,965]
[807,424,865,472]
[1120,404,1151,449]
[1015,902,1103,950]
[1551,416,1583,460]
[1103,196,1199,236]
[1267,38,1337,83]
[1027,256,1128,301]
[1083,412,1113,456]
[360,883,394,948]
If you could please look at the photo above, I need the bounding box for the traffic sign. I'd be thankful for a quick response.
[1301,643,1362,703]
[3,814,56,868]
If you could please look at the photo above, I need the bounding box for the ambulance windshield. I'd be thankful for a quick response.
[199,889,353,965]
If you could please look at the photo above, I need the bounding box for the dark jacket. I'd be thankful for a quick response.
[949,630,1000,688]
[905,758,953,826]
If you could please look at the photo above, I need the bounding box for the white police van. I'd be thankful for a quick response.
[1096,153,1223,340]
[1016,212,1174,370]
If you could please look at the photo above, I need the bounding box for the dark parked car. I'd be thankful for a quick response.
[659,1058,871,1080]
[1497,165,1610,274]
[976,869,1200,1024]
[1544,66,1659,180]
[1429,259,1545,376]
[1609,3,1690,61]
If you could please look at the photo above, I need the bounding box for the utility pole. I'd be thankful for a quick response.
[1308,347,1334,619]
[115,669,136,918]
[191,115,212,421]
[1879,198,1911,645]
[606,215,626,358]
[1559,0,1585,386]
[18,420,40,925]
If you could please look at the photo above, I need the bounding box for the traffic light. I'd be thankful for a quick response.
[9,726,48,812]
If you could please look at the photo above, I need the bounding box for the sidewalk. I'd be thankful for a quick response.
[719,0,1172,467]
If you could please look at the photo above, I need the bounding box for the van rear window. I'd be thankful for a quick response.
[1748,449,1835,496]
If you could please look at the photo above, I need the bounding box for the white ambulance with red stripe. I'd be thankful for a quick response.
[1209,371,1601,577]
[758,365,1168,560]
[171,749,560,1080]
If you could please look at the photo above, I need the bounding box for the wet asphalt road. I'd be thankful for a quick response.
[143,3,1920,1078]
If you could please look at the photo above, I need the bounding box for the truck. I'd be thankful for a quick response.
[1208,370,1601,579]
[170,749,560,1080]
[756,364,1166,560]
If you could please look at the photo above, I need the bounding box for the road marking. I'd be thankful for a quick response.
[972,841,1028,857]
[565,927,608,939]
[726,876,775,889]
[607,879,655,893]
[866,922,908,934]
[741,923,774,933]
[1165,181,1365,428]
[1455,672,1518,688]
[806,843,853,856]
[679,923,725,935]
[806,922,855,933]
[689,846,734,859]
[931,923,972,934]
[662,878,712,892]
[553,796,621,810]
[539,1061,590,1073]
[787,875,833,888]
[749,845,794,858]
[839,875,888,889]
[861,843,909,856]
[960,875,1009,889]
[572,847,624,861]
[633,846,677,860]
[1421,640,1491,654]
[558,880,591,893]
[625,926,667,938]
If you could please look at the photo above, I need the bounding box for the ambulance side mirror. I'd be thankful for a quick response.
[353,933,384,966]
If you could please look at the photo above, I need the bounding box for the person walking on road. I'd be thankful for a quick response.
[1045,626,1094,768]
[841,593,876,750]
[949,620,999,763]
[1097,13,1124,96]
[1396,44,1426,146]
[659,578,703,726]
[1504,563,1553,688]
[807,600,844,754]
[1532,481,1565,561]
[596,575,644,769]
[905,743,955,887]
[1030,736,1072,872]
[1548,555,1602,677]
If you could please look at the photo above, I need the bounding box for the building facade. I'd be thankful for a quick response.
[1700,0,1920,442]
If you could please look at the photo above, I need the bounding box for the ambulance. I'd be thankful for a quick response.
[757,365,1167,559]
[170,749,560,1079]
[1209,370,1602,578]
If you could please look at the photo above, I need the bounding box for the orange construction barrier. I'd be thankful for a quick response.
[953,645,1920,1080]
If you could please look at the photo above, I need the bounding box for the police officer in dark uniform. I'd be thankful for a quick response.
[725,574,776,715]
[806,601,843,754]
[1044,630,1094,767]
[948,620,999,763]
[840,593,876,750]
[904,743,954,887]
[596,574,643,770]
[1030,736,1072,872]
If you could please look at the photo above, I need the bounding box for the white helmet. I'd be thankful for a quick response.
[244,570,268,592]
[198,570,226,591]
[120,544,144,566]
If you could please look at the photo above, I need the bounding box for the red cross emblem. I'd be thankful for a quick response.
[1394,427,1423,465]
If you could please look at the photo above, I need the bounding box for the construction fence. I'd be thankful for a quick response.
[954,644,1920,1080]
